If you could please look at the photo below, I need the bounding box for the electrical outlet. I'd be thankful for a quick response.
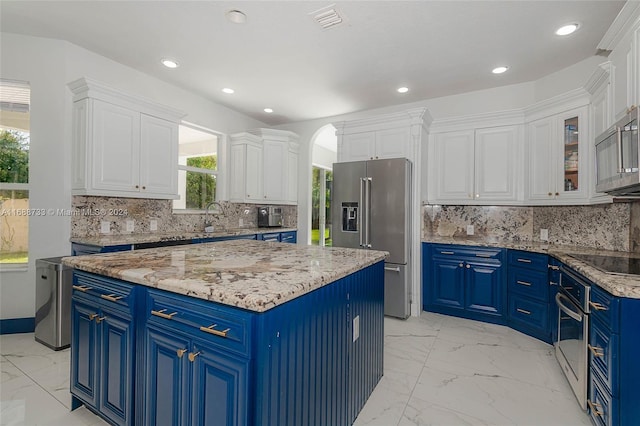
[126,220,135,232]
[540,228,549,241]
[150,220,158,231]
[239,218,244,227]
[353,315,360,342]
[100,221,110,234]
[466,225,474,235]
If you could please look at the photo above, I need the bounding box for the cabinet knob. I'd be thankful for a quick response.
[142,186,146,190]
[375,156,379,159]
[466,264,470,269]
[188,351,201,362]
[555,192,559,196]
[135,185,139,189]
[247,195,250,197]
[475,194,479,198]
[459,263,463,267]
[264,195,267,198]
[548,192,552,196]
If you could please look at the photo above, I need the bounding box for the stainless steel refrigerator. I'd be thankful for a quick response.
[331,158,411,319]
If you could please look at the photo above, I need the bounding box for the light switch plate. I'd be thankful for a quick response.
[126,220,135,232]
[100,221,110,234]
[150,220,158,231]
[540,228,549,241]
[466,225,474,235]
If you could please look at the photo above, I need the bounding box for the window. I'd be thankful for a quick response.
[173,124,219,210]
[0,79,30,265]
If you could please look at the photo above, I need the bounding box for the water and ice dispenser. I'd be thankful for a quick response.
[341,202,358,232]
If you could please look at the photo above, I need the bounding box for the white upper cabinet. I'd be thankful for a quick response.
[229,129,299,205]
[69,78,183,199]
[431,125,521,204]
[526,105,589,204]
[335,108,428,163]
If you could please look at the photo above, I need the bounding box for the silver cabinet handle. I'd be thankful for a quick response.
[517,258,532,263]
[384,266,401,273]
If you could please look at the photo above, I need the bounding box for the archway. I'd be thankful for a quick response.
[310,124,336,246]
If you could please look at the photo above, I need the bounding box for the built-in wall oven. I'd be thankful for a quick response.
[554,265,591,410]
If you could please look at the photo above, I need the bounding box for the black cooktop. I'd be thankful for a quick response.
[570,254,640,276]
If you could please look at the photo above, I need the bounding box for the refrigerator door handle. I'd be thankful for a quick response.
[359,177,365,247]
[366,177,372,248]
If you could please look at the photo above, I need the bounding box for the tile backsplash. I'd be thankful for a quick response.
[71,196,297,238]
[423,203,637,252]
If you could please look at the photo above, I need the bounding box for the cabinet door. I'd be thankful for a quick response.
[556,107,588,201]
[245,144,263,201]
[91,99,140,193]
[190,340,249,426]
[262,140,287,201]
[229,144,247,201]
[527,116,556,201]
[375,127,412,160]
[139,114,178,197]
[98,307,135,426]
[465,262,503,317]
[287,149,298,203]
[474,126,519,201]
[430,258,465,310]
[71,298,99,408]
[433,131,474,201]
[144,326,191,426]
[339,132,375,162]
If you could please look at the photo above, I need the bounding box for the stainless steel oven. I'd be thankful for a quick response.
[554,265,591,410]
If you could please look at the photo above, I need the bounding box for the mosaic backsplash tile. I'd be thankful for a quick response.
[71,196,297,238]
[423,203,638,252]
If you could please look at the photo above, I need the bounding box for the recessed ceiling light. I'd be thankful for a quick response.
[264,108,273,113]
[161,58,179,69]
[397,87,409,93]
[492,66,509,74]
[226,9,247,24]
[556,23,579,36]
[222,88,235,94]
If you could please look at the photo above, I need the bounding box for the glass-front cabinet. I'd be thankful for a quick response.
[527,106,588,203]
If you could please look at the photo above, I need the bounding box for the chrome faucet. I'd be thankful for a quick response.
[204,201,223,232]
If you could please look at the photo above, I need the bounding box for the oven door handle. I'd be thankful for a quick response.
[555,293,583,322]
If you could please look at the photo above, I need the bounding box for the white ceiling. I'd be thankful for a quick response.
[0,1,626,126]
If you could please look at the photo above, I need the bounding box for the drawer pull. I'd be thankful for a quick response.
[587,400,603,417]
[588,344,605,357]
[96,316,107,324]
[550,281,558,286]
[517,258,532,263]
[73,285,92,292]
[516,308,531,315]
[199,324,231,338]
[440,251,455,255]
[88,313,98,321]
[475,253,492,258]
[589,301,608,311]
[516,280,532,286]
[176,348,187,359]
[100,294,123,302]
[548,265,560,271]
[151,309,178,320]
[188,351,200,362]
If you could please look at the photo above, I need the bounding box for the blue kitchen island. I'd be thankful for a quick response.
[62,240,386,426]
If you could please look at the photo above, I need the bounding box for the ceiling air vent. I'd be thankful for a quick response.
[310,5,345,30]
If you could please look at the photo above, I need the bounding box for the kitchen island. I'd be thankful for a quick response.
[62,240,387,426]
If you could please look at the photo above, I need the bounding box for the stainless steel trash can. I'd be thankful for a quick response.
[35,257,72,350]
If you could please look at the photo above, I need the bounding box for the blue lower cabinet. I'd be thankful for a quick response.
[423,244,506,324]
[259,232,281,242]
[280,231,297,244]
[71,289,135,426]
[143,325,248,426]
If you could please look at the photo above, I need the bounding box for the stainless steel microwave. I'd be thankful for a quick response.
[595,106,639,195]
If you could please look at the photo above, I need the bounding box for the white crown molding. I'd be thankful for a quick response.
[67,77,185,122]
[335,107,430,135]
[584,62,612,95]
[524,88,590,122]
[429,109,525,134]
[247,128,300,144]
[598,1,640,51]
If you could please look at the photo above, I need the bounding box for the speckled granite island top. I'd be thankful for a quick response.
[426,237,640,299]
[70,227,297,246]
[62,240,387,312]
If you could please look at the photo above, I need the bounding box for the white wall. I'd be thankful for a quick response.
[0,33,264,320]
[312,145,336,170]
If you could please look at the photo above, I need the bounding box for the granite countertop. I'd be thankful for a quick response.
[70,227,298,247]
[425,237,640,299]
[62,239,387,312]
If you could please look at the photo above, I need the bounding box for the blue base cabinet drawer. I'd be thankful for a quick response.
[507,250,548,270]
[590,317,619,397]
[507,268,548,301]
[589,370,617,426]
[507,296,550,343]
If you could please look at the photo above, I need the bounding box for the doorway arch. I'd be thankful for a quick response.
[309,124,336,246]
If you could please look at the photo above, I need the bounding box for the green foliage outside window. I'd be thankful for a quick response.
[0,129,29,186]
[186,155,217,209]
